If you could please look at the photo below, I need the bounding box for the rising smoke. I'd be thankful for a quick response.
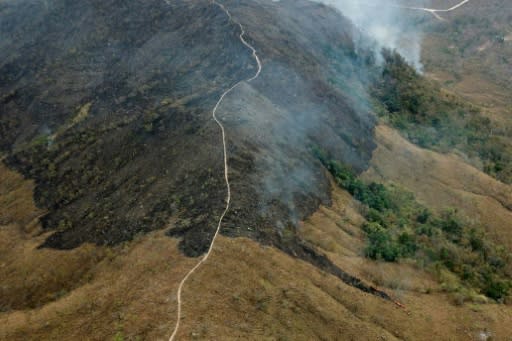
[236,0,433,227]
[313,0,428,71]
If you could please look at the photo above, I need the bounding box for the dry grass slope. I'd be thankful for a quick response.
[363,125,512,251]
[1,159,512,340]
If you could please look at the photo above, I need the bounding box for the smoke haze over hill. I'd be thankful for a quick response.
[314,0,425,70]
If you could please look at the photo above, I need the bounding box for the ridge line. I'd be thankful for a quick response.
[168,1,262,340]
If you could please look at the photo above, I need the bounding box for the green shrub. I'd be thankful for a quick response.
[372,49,512,184]
[483,276,510,301]
[363,222,399,261]
[316,150,511,301]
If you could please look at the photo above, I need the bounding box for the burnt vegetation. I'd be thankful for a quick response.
[1,0,253,252]
[0,0,402,303]
[1,0,511,309]
[0,0,378,257]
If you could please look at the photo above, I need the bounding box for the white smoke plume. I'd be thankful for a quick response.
[312,0,427,71]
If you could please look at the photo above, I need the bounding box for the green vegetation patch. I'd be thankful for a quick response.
[315,148,511,302]
[372,50,512,184]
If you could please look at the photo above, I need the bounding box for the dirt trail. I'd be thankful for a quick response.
[398,0,470,21]
[168,1,262,340]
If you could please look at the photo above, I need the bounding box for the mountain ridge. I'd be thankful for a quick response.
[1,0,511,339]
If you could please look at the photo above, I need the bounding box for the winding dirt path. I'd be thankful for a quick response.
[168,1,262,340]
[355,0,470,21]
[398,0,470,21]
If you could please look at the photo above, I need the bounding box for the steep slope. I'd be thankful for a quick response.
[425,0,512,85]
[1,0,377,258]
[0,0,395,318]
[1,0,254,254]
[363,125,512,250]
[214,0,378,251]
[2,172,511,340]
[2,0,512,339]
[413,0,512,188]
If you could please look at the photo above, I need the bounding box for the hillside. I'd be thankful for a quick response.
[1,0,511,340]
[421,0,512,183]
[1,0,386,310]
[2,163,511,340]
[1,0,378,258]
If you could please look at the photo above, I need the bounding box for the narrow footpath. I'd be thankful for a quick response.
[398,0,470,21]
[168,1,262,340]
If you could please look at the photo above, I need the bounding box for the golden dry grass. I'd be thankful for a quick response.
[0,163,195,340]
[174,234,512,340]
[171,176,512,340]
[2,145,512,340]
[362,125,512,251]
[0,162,43,227]
[300,184,440,295]
[0,225,198,340]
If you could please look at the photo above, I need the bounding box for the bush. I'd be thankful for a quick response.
[372,49,512,184]
[364,222,400,261]
[483,273,510,301]
[316,150,512,301]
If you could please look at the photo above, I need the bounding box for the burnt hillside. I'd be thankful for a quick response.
[1,0,378,258]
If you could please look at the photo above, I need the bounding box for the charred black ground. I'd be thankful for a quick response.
[2,0,254,252]
[0,0,387,298]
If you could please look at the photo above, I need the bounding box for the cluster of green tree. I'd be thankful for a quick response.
[371,50,512,184]
[314,148,511,301]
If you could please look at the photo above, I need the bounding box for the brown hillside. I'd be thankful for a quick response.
[2,162,511,340]
[363,125,512,251]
